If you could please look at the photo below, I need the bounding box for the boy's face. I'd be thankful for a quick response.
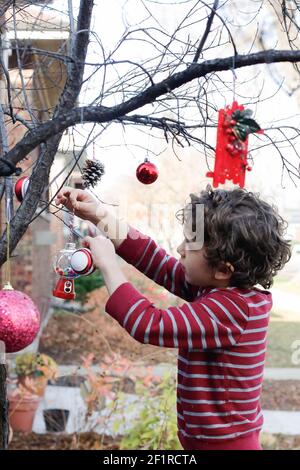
[176,227,233,288]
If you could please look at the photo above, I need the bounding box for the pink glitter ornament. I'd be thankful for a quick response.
[0,284,40,353]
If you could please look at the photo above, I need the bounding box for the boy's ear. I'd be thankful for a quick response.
[214,261,234,280]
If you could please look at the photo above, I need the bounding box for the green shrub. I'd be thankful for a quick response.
[119,373,182,450]
[15,352,58,379]
[75,270,105,303]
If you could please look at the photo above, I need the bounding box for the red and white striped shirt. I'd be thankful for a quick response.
[105,227,272,449]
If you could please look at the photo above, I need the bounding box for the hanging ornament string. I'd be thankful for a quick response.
[231,54,237,103]
[0,103,14,289]
[68,207,75,245]
[5,216,12,289]
[64,171,75,245]
[4,177,14,290]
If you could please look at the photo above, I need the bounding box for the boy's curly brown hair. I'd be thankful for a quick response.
[176,185,292,289]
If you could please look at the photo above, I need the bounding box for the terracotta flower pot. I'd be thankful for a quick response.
[18,374,48,397]
[8,394,40,433]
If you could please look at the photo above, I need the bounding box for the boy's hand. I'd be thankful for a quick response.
[83,235,128,296]
[82,235,117,271]
[55,187,106,225]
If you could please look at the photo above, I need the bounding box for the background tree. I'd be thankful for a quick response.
[1,0,300,448]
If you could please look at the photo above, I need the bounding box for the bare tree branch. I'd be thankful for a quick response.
[0,37,14,123]
[0,0,94,267]
[1,47,300,174]
[193,0,219,63]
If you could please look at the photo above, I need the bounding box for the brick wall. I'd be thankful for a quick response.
[0,201,54,318]
[0,68,53,319]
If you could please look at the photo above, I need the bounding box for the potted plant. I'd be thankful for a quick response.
[8,382,40,433]
[15,352,58,397]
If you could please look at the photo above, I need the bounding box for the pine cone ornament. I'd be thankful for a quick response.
[82,159,105,188]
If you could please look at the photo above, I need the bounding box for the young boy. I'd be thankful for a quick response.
[55,185,291,450]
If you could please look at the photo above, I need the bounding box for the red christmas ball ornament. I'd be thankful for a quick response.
[136,158,158,185]
[14,176,29,202]
[0,285,40,353]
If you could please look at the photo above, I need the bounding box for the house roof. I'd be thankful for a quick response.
[5,3,70,40]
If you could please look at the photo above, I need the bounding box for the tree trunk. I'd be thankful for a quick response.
[0,364,8,449]
[0,0,94,448]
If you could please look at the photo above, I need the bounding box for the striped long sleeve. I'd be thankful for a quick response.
[105,282,248,349]
[106,227,272,448]
[116,226,200,301]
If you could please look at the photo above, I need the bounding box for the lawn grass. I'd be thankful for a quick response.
[261,433,300,450]
[273,276,300,295]
[266,321,300,368]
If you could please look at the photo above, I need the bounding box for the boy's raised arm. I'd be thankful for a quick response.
[105,281,251,350]
[55,187,200,302]
[114,225,200,302]
[55,186,128,249]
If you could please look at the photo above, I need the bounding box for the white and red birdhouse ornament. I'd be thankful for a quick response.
[206,101,263,188]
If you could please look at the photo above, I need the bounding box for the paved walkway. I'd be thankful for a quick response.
[58,364,300,381]
[263,410,300,436]
[270,288,300,321]
[32,384,300,436]
[264,368,300,380]
[31,364,300,437]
